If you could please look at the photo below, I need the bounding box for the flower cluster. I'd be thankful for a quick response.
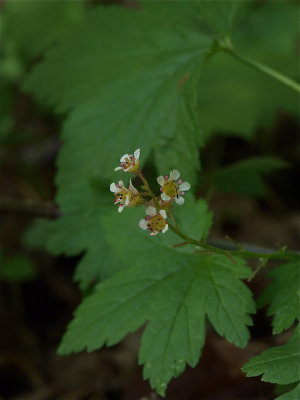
[110,149,190,235]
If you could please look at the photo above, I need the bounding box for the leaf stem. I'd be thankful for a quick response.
[167,220,299,262]
[218,37,300,93]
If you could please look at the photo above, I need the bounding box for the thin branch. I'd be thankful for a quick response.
[0,196,61,219]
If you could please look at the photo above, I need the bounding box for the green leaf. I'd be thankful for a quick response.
[2,1,86,60]
[59,206,255,396]
[22,1,238,290]
[243,324,300,388]
[199,1,299,140]
[277,383,300,400]
[198,156,289,196]
[25,189,123,290]
[23,2,237,187]
[258,259,300,334]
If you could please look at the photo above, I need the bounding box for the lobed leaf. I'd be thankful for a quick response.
[243,325,300,393]
[258,259,300,334]
[23,1,238,188]
[59,207,255,396]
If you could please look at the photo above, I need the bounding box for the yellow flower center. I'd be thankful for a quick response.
[163,181,178,198]
[115,188,131,204]
[149,214,166,232]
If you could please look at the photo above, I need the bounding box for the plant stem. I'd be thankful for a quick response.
[167,220,299,262]
[218,37,300,93]
[137,171,159,210]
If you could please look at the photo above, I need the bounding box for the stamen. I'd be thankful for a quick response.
[164,175,168,180]
[160,187,163,192]
[178,179,182,184]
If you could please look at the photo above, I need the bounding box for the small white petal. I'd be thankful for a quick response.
[110,183,121,193]
[134,148,140,160]
[114,166,123,171]
[120,154,129,162]
[162,224,168,233]
[157,176,164,186]
[125,194,130,206]
[179,182,191,191]
[169,169,180,181]
[118,205,124,213]
[146,206,156,217]
[161,192,171,201]
[159,209,167,219]
[175,196,184,205]
[118,180,124,187]
[150,231,159,236]
[139,219,148,230]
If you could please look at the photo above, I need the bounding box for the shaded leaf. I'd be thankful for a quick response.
[243,325,300,388]
[258,259,300,334]
[198,156,288,196]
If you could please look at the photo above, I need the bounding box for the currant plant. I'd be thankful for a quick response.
[7,0,298,397]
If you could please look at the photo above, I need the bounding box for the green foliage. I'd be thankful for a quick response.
[199,1,299,140]
[59,206,255,396]
[0,1,86,142]
[1,1,86,63]
[16,1,299,395]
[25,189,122,290]
[243,324,300,399]
[0,251,36,282]
[23,1,237,187]
[258,260,300,334]
[198,156,289,196]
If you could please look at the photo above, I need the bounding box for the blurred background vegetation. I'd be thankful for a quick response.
[0,1,299,399]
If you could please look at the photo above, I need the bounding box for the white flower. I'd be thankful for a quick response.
[157,170,190,205]
[110,179,140,212]
[138,206,168,236]
[114,149,140,173]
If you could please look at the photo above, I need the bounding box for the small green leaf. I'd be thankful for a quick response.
[243,324,300,387]
[258,259,300,334]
